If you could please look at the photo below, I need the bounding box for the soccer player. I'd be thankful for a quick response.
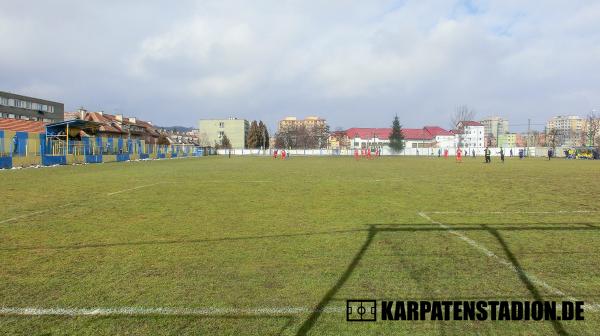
[500,148,505,163]
[485,146,491,163]
[273,149,278,159]
[282,150,286,160]
[354,149,359,160]
[456,148,462,163]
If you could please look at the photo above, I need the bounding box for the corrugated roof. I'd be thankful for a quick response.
[0,118,46,133]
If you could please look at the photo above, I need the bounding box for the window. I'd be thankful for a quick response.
[32,102,40,110]
[49,105,54,113]
[218,131,224,138]
[14,99,23,108]
[20,115,29,120]
[43,118,52,122]
[8,113,15,119]
[0,97,7,106]
[219,122,225,128]
[24,101,32,109]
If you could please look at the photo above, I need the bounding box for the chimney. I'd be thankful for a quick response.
[98,110,103,116]
[115,114,123,122]
[78,107,87,119]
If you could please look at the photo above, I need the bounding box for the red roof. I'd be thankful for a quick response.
[423,126,454,137]
[0,118,46,133]
[345,128,392,140]
[345,126,454,141]
[460,121,483,127]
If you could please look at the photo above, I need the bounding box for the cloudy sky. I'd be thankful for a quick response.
[1,1,599,131]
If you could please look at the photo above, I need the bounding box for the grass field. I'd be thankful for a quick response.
[1,156,599,335]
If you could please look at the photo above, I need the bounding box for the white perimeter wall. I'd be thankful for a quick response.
[217,147,556,157]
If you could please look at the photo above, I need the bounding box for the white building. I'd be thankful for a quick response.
[455,121,485,148]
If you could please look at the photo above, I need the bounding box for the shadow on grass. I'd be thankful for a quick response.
[0,228,368,252]
[295,225,376,336]
[4,223,599,252]
[293,222,599,335]
[484,225,568,335]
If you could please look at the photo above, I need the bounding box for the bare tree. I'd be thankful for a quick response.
[584,111,600,147]
[274,124,330,149]
[451,105,476,128]
[197,132,211,147]
[546,128,560,149]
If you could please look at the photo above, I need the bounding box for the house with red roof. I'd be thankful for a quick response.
[343,126,456,150]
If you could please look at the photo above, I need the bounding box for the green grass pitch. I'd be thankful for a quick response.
[1,156,599,335]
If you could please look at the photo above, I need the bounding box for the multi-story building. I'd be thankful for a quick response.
[198,118,249,148]
[0,91,64,123]
[546,115,585,147]
[454,121,485,148]
[497,133,517,148]
[278,116,327,132]
[480,116,509,146]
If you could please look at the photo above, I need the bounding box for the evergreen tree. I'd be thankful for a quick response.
[258,121,270,149]
[388,115,405,153]
[221,134,232,149]
[246,120,260,148]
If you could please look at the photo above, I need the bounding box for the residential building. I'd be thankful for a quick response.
[66,109,162,144]
[480,116,509,146]
[546,115,585,147]
[345,126,455,149]
[0,91,64,123]
[278,116,327,132]
[198,118,249,148]
[454,121,485,148]
[159,128,199,146]
[497,133,517,148]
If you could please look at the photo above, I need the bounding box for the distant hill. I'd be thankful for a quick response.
[157,125,196,132]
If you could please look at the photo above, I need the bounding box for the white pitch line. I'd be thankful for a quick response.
[418,212,600,313]
[0,203,74,224]
[201,180,272,184]
[0,306,344,317]
[427,210,600,215]
[107,182,173,196]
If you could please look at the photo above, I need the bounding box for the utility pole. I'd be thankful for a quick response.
[526,118,531,157]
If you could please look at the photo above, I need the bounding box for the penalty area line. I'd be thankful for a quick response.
[0,306,344,317]
[418,211,600,313]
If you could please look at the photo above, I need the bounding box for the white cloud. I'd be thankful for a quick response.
[1,0,599,129]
